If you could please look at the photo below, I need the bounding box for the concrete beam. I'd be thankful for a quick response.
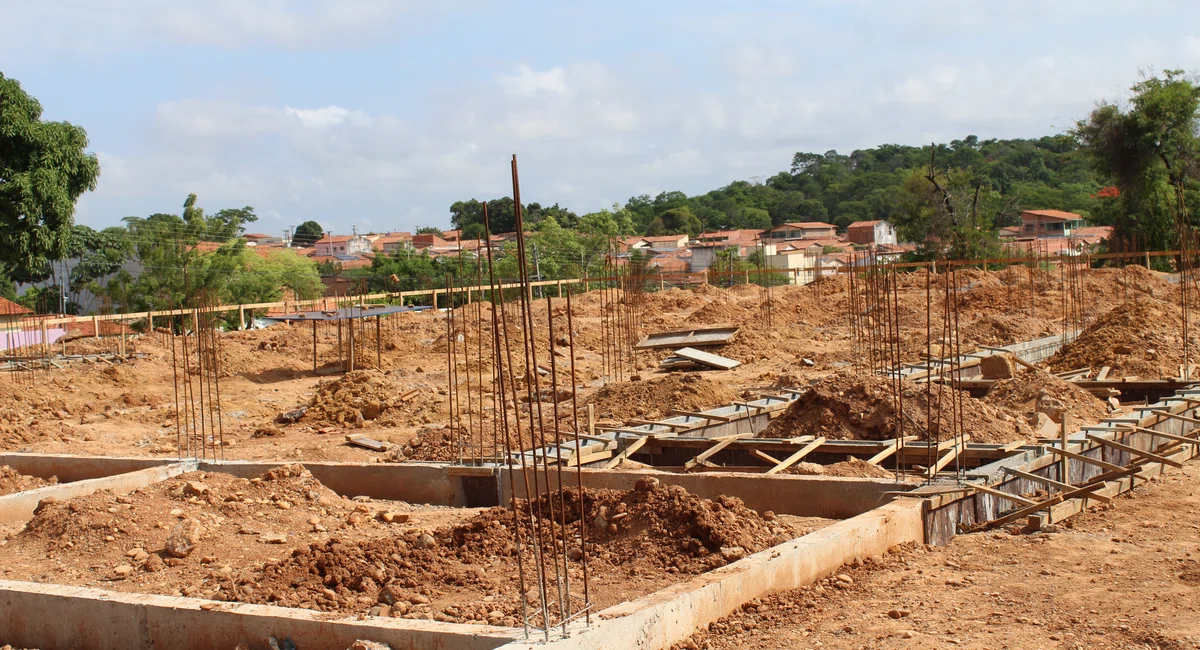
[498,498,926,650]
[0,463,189,525]
[0,580,522,650]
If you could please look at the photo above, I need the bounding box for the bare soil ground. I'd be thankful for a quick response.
[0,465,483,597]
[0,266,1179,464]
[674,461,1200,650]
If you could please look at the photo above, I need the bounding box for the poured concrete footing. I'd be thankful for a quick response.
[0,453,929,650]
[0,581,522,650]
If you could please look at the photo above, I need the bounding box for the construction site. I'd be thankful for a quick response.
[4,164,1200,650]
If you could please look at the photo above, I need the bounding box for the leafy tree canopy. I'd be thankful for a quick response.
[292,220,324,247]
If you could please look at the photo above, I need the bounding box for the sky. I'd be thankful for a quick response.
[4,1,1200,236]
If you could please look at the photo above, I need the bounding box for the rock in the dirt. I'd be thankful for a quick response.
[253,425,285,438]
[634,476,660,492]
[413,533,437,549]
[183,481,209,496]
[165,518,203,558]
[792,462,825,476]
[1035,392,1066,424]
[1113,343,1133,355]
[378,511,410,524]
[979,353,1015,380]
[348,638,391,649]
[259,532,288,544]
[275,406,308,424]
[111,564,134,579]
[144,554,164,572]
[719,546,747,561]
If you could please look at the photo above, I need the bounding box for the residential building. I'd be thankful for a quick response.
[1020,210,1087,238]
[845,220,898,246]
[241,233,278,246]
[412,233,449,250]
[643,234,690,251]
[314,234,372,256]
[764,222,838,241]
[373,232,414,254]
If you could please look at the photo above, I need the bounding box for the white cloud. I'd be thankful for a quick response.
[496,65,570,96]
[0,0,468,54]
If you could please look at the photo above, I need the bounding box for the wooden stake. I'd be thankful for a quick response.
[765,436,827,475]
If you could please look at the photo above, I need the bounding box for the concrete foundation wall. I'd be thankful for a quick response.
[503,468,906,520]
[0,463,188,525]
[499,499,927,650]
[0,453,176,483]
[0,581,521,650]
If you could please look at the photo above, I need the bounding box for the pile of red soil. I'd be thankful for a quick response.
[983,369,1110,426]
[0,466,55,496]
[304,370,426,427]
[231,483,795,625]
[1047,298,1191,379]
[586,374,740,421]
[759,371,1030,444]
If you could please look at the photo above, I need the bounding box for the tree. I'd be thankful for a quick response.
[1075,70,1200,249]
[292,220,324,247]
[222,248,324,305]
[0,73,100,275]
[893,158,1003,261]
[647,207,703,237]
[415,226,444,235]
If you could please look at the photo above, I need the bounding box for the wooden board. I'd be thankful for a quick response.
[672,347,741,370]
[765,436,827,475]
[634,327,740,350]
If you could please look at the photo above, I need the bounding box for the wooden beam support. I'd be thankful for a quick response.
[765,436,827,475]
[971,484,1037,506]
[750,449,785,466]
[1046,445,1128,473]
[683,433,751,472]
[1095,366,1111,381]
[927,441,965,478]
[866,436,918,466]
[603,435,652,469]
[1113,425,1200,447]
[1151,410,1200,426]
[1003,467,1111,503]
[1086,434,1184,468]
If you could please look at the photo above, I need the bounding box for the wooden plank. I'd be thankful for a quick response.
[764,436,827,475]
[1152,410,1200,426]
[751,449,785,465]
[603,435,651,469]
[673,347,741,370]
[866,436,918,466]
[1046,445,1128,473]
[1095,366,1111,381]
[927,441,965,478]
[683,434,751,472]
[977,471,1130,531]
[1002,467,1111,503]
[971,484,1037,506]
[626,419,692,430]
[667,409,732,423]
[1087,434,1184,468]
[634,327,740,350]
[1113,425,1200,447]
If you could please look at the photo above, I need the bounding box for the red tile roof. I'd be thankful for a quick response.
[846,220,883,229]
[0,297,31,316]
[1021,209,1082,221]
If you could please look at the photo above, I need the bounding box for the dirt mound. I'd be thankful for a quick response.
[304,370,418,427]
[586,374,740,421]
[984,369,1110,427]
[0,466,55,496]
[759,370,1030,444]
[1047,298,1190,378]
[823,458,895,479]
[232,484,796,624]
[685,294,753,325]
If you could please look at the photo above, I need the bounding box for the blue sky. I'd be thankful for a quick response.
[4,0,1200,236]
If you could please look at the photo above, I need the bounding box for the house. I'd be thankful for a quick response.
[846,220,898,246]
[765,222,838,241]
[642,234,689,251]
[998,226,1022,239]
[1020,210,1087,238]
[412,233,449,250]
[241,233,277,246]
[373,232,414,254]
[314,234,372,256]
[0,297,31,332]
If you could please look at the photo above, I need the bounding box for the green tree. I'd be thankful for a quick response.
[0,73,100,275]
[1075,70,1200,249]
[292,220,324,247]
[222,248,324,305]
[415,226,444,235]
